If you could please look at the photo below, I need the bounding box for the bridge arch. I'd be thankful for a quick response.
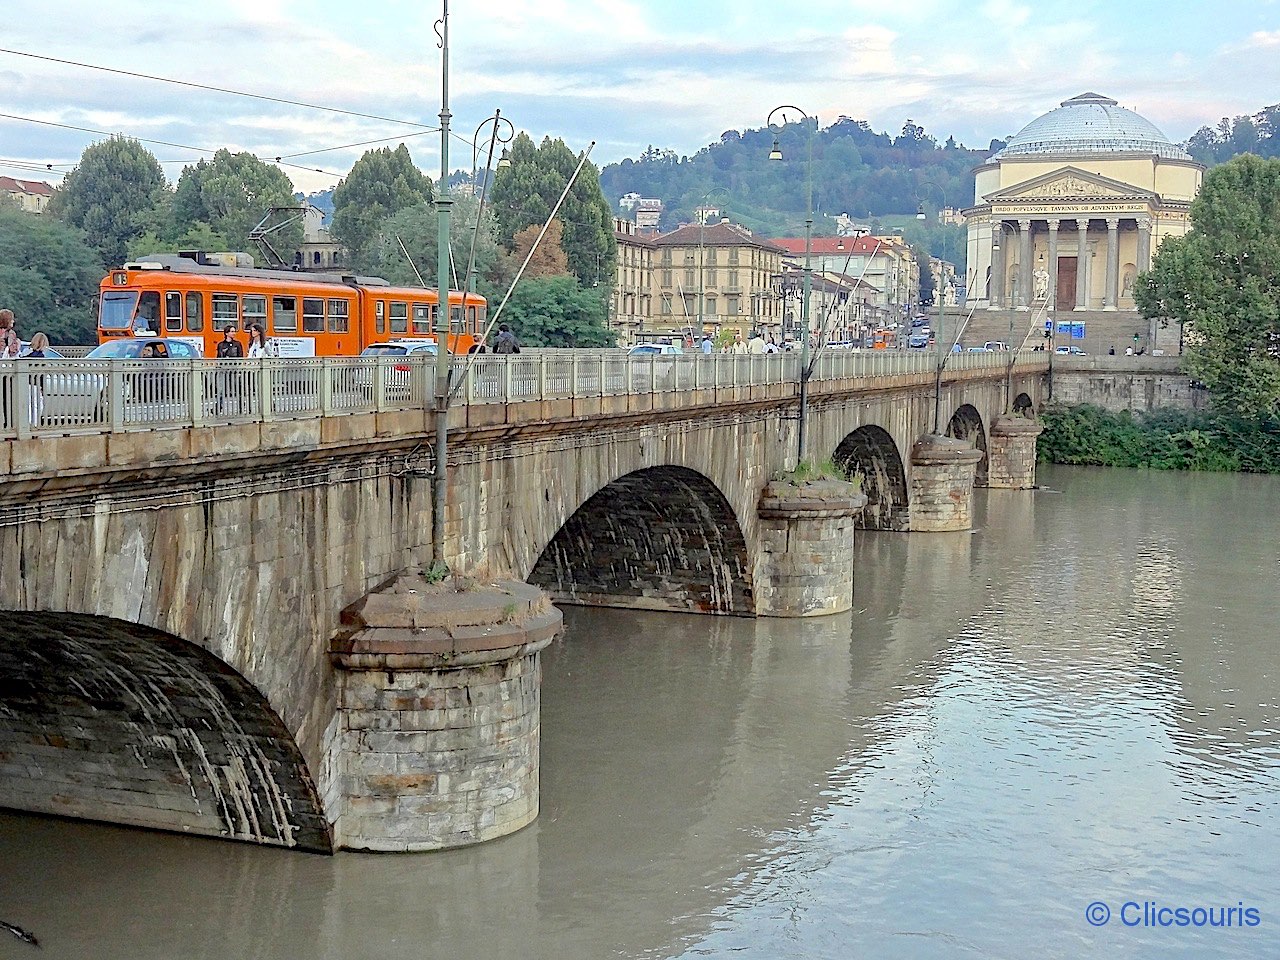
[833,425,909,531]
[528,466,754,615]
[1013,392,1036,417]
[946,403,989,486]
[0,611,332,851]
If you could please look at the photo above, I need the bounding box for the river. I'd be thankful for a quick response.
[1,465,1277,959]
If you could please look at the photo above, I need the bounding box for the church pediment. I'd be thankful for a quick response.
[985,167,1157,203]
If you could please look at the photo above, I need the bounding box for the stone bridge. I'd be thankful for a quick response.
[0,351,1047,853]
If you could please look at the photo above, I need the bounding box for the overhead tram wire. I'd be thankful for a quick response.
[0,112,346,180]
[0,47,501,160]
[0,47,438,131]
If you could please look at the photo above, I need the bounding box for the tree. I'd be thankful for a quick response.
[47,136,170,267]
[509,219,570,278]
[487,133,617,288]
[350,195,500,291]
[1135,154,1280,418]
[171,150,301,261]
[331,145,433,258]
[498,275,614,347]
[0,206,104,344]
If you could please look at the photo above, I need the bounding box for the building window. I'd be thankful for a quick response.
[661,294,672,315]
[684,269,695,287]
[662,269,672,287]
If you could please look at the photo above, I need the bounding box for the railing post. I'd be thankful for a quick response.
[14,362,31,440]
[321,357,334,416]
[109,365,125,431]
[571,353,579,399]
[190,361,205,428]
[538,354,547,400]
[259,360,273,421]
[504,355,513,402]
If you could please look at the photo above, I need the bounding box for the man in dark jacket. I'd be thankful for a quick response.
[494,323,520,354]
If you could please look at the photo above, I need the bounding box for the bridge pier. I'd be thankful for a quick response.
[755,480,867,617]
[329,574,561,852]
[986,416,1044,489]
[909,434,985,532]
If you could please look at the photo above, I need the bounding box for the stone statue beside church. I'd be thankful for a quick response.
[1033,268,1050,301]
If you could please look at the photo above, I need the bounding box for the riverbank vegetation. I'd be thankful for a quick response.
[1038,404,1280,473]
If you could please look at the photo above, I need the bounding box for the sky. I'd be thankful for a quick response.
[2,0,1278,196]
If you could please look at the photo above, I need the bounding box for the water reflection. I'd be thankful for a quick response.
[1,466,1278,960]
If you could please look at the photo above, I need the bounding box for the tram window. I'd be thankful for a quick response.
[390,302,408,334]
[328,299,350,333]
[243,295,267,331]
[450,305,464,334]
[302,298,325,333]
[137,291,161,334]
[165,291,183,332]
[212,293,239,327]
[185,292,204,332]
[375,300,386,335]
[412,303,430,334]
[273,296,297,331]
[467,305,477,331]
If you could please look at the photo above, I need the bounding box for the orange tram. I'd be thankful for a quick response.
[98,253,487,357]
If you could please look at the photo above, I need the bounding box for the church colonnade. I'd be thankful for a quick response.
[987,215,1153,312]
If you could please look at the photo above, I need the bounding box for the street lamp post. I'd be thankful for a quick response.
[429,0,454,576]
[916,180,948,434]
[767,105,815,465]
[464,110,514,299]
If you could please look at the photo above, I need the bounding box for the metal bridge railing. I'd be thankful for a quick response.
[0,350,1045,439]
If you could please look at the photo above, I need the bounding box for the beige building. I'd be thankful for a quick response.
[965,93,1202,317]
[1,176,54,214]
[771,234,917,325]
[649,220,785,339]
[611,218,655,344]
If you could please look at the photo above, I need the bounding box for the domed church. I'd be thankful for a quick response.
[963,93,1202,351]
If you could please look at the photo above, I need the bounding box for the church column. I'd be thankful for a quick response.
[1103,217,1120,311]
[1074,218,1089,311]
[1016,219,1032,309]
[990,220,1006,309]
[1046,219,1060,310]
[1136,215,1153,271]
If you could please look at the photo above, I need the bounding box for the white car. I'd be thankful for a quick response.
[628,343,683,356]
[39,338,199,424]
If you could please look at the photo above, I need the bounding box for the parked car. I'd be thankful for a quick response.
[983,341,1009,352]
[39,338,199,422]
[351,340,438,392]
[907,333,930,349]
[1054,345,1087,356]
[628,343,683,356]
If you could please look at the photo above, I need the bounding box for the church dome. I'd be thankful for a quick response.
[994,93,1190,160]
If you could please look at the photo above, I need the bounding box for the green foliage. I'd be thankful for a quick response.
[331,145,433,258]
[171,149,302,261]
[349,196,499,289]
[0,207,103,345]
[128,222,235,261]
[772,458,856,484]
[1186,104,1280,166]
[1038,404,1280,473]
[499,275,615,347]
[1135,154,1280,419]
[600,117,983,235]
[487,133,617,288]
[47,136,170,268]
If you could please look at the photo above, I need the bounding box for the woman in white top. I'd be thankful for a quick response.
[247,323,270,358]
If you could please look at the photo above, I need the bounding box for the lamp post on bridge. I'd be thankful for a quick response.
[916,180,949,434]
[463,110,514,301]
[766,104,815,465]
